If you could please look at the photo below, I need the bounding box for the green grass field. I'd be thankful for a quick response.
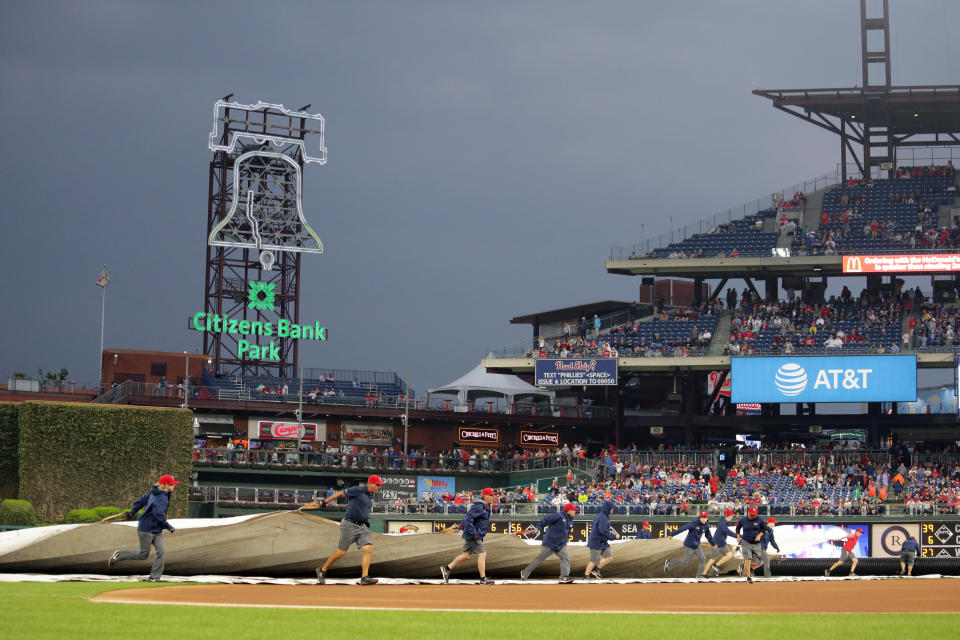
[1,581,957,639]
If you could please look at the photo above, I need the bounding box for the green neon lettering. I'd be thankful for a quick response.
[277,319,290,338]
[315,323,326,341]
[267,340,280,360]
[263,322,273,337]
[239,320,250,334]
[238,339,251,358]
[192,312,205,330]
[213,315,223,332]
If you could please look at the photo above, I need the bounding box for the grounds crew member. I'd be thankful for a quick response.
[665,511,711,578]
[703,508,736,577]
[584,499,620,579]
[637,521,653,539]
[108,474,179,582]
[736,506,770,583]
[825,528,863,577]
[759,517,780,578]
[518,503,577,583]
[441,487,497,584]
[315,474,382,585]
[899,535,920,576]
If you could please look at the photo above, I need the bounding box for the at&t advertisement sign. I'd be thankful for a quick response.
[730,355,916,403]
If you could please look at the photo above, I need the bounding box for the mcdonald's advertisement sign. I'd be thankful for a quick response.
[843,254,960,274]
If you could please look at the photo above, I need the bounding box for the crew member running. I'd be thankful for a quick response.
[315,474,382,585]
[518,503,577,583]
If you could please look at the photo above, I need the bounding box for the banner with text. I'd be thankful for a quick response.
[377,476,417,502]
[416,476,456,500]
[731,355,916,403]
[341,422,394,446]
[458,427,499,443]
[521,430,559,446]
[843,253,960,274]
[535,358,617,386]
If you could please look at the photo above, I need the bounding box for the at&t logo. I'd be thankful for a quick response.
[774,362,807,396]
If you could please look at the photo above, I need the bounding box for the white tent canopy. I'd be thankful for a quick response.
[426,363,555,408]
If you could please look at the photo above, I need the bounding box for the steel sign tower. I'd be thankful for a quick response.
[203,98,326,378]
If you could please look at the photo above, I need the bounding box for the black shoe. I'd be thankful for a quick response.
[746,576,753,583]
[590,568,603,579]
[139,577,161,582]
[824,570,830,577]
[711,564,721,576]
[520,573,527,581]
[315,568,326,584]
[359,576,378,585]
[663,559,670,575]
[559,577,575,584]
[440,565,451,583]
[478,576,495,585]
[107,550,120,569]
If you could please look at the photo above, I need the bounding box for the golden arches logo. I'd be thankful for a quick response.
[844,256,863,273]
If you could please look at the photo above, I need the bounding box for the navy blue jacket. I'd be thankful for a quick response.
[343,485,374,524]
[712,517,736,547]
[130,486,173,533]
[637,529,653,540]
[760,528,779,552]
[461,501,491,541]
[676,518,711,549]
[534,511,574,551]
[901,538,920,554]
[735,516,769,544]
[587,501,618,550]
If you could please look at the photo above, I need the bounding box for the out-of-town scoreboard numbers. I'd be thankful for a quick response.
[921,522,960,557]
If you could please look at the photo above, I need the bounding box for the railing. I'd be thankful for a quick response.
[187,485,542,515]
[607,450,718,469]
[103,381,614,420]
[609,168,844,260]
[193,447,596,474]
[735,449,893,467]
[301,368,412,395]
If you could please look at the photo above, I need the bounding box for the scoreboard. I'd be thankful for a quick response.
[921,522,960,558]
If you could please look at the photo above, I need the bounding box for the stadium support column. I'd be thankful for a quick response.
[694,278,703,306]
[765,277,778,303]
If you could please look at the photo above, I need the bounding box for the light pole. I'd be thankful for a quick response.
[183,351,189,409]
[402,370,410,457]
[297,359,304,465]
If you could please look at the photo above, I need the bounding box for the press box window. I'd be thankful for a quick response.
[151,362,167,377]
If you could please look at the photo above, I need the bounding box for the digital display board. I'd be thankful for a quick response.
[535,358,618,386]
[843,254,960,274]
[731,355,917,403]
[921,522,960,558]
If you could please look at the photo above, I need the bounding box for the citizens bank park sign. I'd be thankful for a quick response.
[189,280,326,361]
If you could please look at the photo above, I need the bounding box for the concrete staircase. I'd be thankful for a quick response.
[709,312,733,355]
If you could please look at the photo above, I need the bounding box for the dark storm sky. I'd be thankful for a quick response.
[1,1,957,392]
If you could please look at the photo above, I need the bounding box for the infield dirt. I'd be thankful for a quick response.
[94,579,960,613]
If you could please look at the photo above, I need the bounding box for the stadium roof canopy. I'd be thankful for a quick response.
[753,84,960,177]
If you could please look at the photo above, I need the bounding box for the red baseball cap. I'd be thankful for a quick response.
[699,511,709,518]
[748,506,758,516]
[563,503,577,512]
[481,487,496,496]
[367,475,383,486]
[767,517,777,524]
[723,508,734,516]
[157,474,179,485]
[855,528,863,534]
[642,521,651,527]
